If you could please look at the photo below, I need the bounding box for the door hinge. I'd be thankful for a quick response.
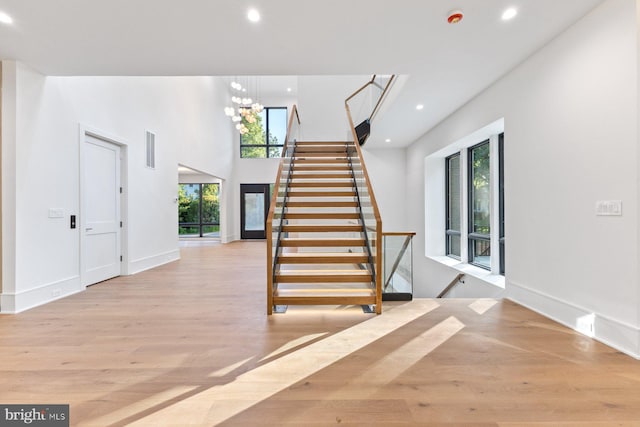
[120,221,123,228]
[120,255,123,262]
[120,187,123,194]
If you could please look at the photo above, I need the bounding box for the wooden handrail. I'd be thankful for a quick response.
[369,76,395,122]
[437,273,465,298]
[345,75,376,103]
[382,232,417,237]
[345,75,395,125]
[266,105,300,315]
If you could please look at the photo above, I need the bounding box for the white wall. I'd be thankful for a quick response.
[1,62,17,301]
[297,76,370,141]
[1,63,234,312]
[406,0,640,357]
[361,148,407,231]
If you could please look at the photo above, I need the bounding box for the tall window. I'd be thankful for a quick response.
[178,183,220,237]
[468,141,491,269]
[446,153,461,258]
[240,107,287,158]
[444,134,504,275]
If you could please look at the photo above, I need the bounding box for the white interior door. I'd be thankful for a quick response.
[82,135,121,286]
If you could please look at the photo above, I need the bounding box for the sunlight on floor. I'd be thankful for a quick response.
[468,299,498,315]
[327,315,465,400]
[260,332,329,362]
[113,300,441,426]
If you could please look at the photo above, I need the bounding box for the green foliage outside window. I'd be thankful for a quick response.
[178,184,219,235]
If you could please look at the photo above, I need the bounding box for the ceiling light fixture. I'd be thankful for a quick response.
[385,139,392,143]
[0,11,13,24]
[287,88,292,92]
[416,104,424,111]
[224,78,264,135]
[247,9,260,23]
[502,8,517,21]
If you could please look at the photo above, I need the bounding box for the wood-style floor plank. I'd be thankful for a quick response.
[1,241,639,426]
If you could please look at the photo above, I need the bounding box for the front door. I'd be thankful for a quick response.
[240,184,270,239]
[82,135,121,286]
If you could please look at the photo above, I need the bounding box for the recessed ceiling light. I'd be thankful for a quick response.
[502,8,517,21]
[416,104,424,111]
[287,87,292,92]
[385,139,391,143]
[247,9,260,22]
[0,11,13,24]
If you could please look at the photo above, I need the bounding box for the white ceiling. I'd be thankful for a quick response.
[0,0,604,147]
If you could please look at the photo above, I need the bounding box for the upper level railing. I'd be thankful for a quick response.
[266,105,300,314]
[345,75,395,145]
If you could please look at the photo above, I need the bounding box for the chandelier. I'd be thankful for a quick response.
[224,80,264,135]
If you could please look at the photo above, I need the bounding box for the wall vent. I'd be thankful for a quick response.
[146,131,155,169]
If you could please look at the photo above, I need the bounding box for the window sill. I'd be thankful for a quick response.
[427,256,505,289]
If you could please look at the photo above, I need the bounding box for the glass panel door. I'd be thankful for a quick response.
[179,183,220,238]
[241,184,271,239]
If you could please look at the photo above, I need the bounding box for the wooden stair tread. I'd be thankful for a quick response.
[284,201,359,207]
[283,213,360,220]
[287,191,356,197]
[288,182,353,188]
[280,237,366,247]
[275,270,373,283]
[295,147,347,153]
[272,294,376,306]
[295,141,350,146]
[278,252,368,264]
[293,159,350,164]
[290,173,353,179]
[292,166,351,171]
[282,224,363,232]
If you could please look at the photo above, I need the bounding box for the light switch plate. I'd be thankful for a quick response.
[48,208,64,218]
[596,200,622,216]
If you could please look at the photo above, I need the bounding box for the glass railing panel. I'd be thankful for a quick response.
[346,143,379,290]
[267,106,300,313]
[382,233,414,298]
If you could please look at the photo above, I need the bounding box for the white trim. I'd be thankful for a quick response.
[129,249,180,275]
[460,149,469,263]
[222,234,239,243]
[489,134,500,273]
[0,276,82,313]
[428,255,505,288]
[507,281,640,360]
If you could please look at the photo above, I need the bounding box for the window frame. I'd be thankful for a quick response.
[178,183,220,238]
[240,106,287,158]
[445,153,461,260]
[441,134,505,276]
[467,139,491,270]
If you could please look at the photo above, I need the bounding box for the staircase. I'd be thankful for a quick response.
[267,139,381,314]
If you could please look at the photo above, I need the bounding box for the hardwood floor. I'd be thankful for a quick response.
[1,241,639,426]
